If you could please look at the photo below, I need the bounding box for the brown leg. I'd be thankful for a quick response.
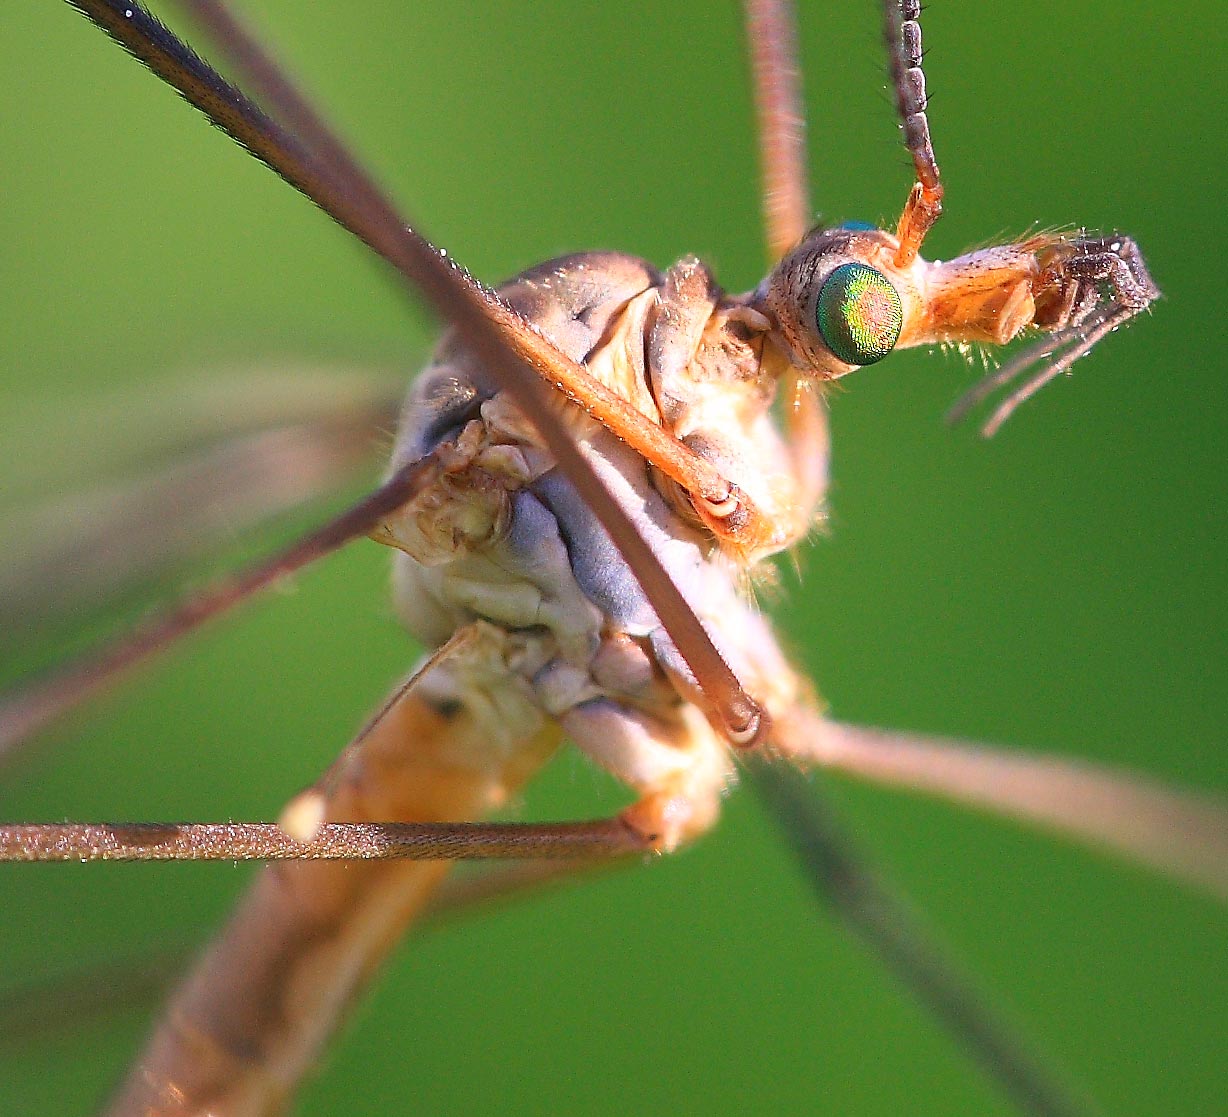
[0,448,448,760]
[771,705,1228,902]
[747,758,1092,1117]
[743,0,812,262]
[4,397,394,634]
[0,818,651,864]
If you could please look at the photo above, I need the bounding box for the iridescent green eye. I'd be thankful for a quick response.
[815,262,903,366]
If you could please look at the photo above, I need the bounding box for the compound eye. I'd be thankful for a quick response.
[815,262,903,366]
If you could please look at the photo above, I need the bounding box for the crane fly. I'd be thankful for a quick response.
[2,0,1228,1114]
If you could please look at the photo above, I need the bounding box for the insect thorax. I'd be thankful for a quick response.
[379,253,815,846]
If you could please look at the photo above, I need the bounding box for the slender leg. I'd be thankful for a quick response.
[771,706,1228,902]
[0,447,448,759]
[144,1,777,735]
[743,0,811,261]
[421,857,632,929]
[2,405,392,635]
[62,0,767,753]
[177,0,755,517]
[747,759,1093,1117]
[0,949,189,1046]
[0,819,649,864]
[1,621,652,865]
[5,365,398,506]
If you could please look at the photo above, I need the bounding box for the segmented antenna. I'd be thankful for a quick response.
[885,0,943,266]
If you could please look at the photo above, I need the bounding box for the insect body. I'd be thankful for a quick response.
[88,202,1157,1107]
[2,2,1228,1117]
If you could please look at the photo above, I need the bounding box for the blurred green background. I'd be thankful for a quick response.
[1,1,1226,1113]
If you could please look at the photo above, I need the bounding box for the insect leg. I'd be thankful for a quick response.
[743,0,811,261]
[0,446,449,758]
[748,759,1094,1117]
[0,820,650,864]
[421,857,631,929]
[86,0,796,570]
[734,0,833,524]
[174,0,751,528]
[4,365,398,507]
[773,709,1228,902]
[1,380,397,637]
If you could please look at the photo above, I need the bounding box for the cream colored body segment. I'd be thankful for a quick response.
[110,252,826,1115]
